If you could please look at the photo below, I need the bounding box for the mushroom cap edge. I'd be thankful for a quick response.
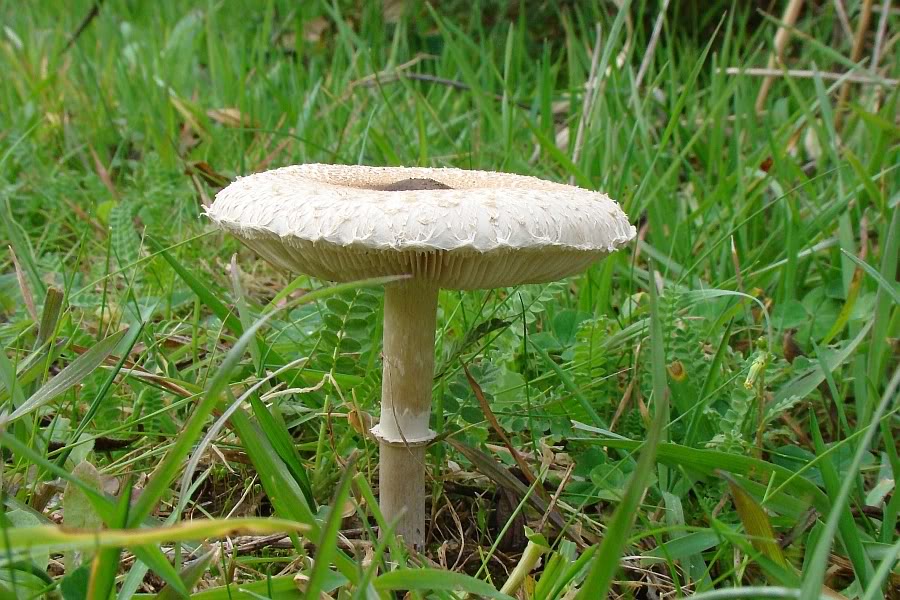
[206,164,637,289]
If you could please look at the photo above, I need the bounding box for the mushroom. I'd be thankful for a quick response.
[207,164,636,549]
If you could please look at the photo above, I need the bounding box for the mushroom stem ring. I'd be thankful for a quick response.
[370,281,440,547]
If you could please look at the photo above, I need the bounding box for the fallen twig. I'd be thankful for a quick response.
[570,23,603,185]
[871,0,892,71]
[755,0,806,113]
[832,0,854,41]
[836,0,875,128]
[634,0,671,90]
[723,66,897,87]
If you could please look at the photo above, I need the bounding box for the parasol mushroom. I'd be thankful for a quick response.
[207,164,635,549]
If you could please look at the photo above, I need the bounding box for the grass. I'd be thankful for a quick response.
[0,0,897,598]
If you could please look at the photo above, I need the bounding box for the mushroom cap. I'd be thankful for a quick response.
[207,164,636,290]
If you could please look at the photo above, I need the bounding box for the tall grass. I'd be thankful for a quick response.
[0,0,897,598]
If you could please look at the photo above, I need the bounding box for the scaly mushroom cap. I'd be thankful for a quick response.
[206,164,636,289]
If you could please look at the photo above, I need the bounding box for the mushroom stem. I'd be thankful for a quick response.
[374,280,439,549]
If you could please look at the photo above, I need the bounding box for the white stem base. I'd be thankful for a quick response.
[379,442,427,547]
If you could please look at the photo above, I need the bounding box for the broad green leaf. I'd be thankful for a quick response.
[37,286,64,345]
[1,432,116,522]
[59,563,92,600]
[3,510,47,570]
[723,473,790,571]
[63,461,105,567]
[642,530,720,564]
[0,561,52,598]
[840,249,900,305]
[154,547,217,599]
[187,575,300,599]
[374,569,515,599]
[0,329,127,427]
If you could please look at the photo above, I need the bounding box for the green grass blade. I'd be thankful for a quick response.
[154,547,217,600]
[36,286,64,346]
[576,268,668,598]
[840,249,900,305]
[860,537,900,600]
[799,369,899,600]
[62,322,145,461]
[127,307,287,526]
[808,413,874,592]
[2,197,46,299]
[0,329,127,427]
[187,575,309,598]
[303,458,356,599]
[247,394,316,508]
[145,236,243,334]
[0,518,308,554]
[722,473,791,574]
[226,406,318,527]
[529,341,604,428]
[374,568,515,599]
[865,186,900,407]
[87,481,133,600]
